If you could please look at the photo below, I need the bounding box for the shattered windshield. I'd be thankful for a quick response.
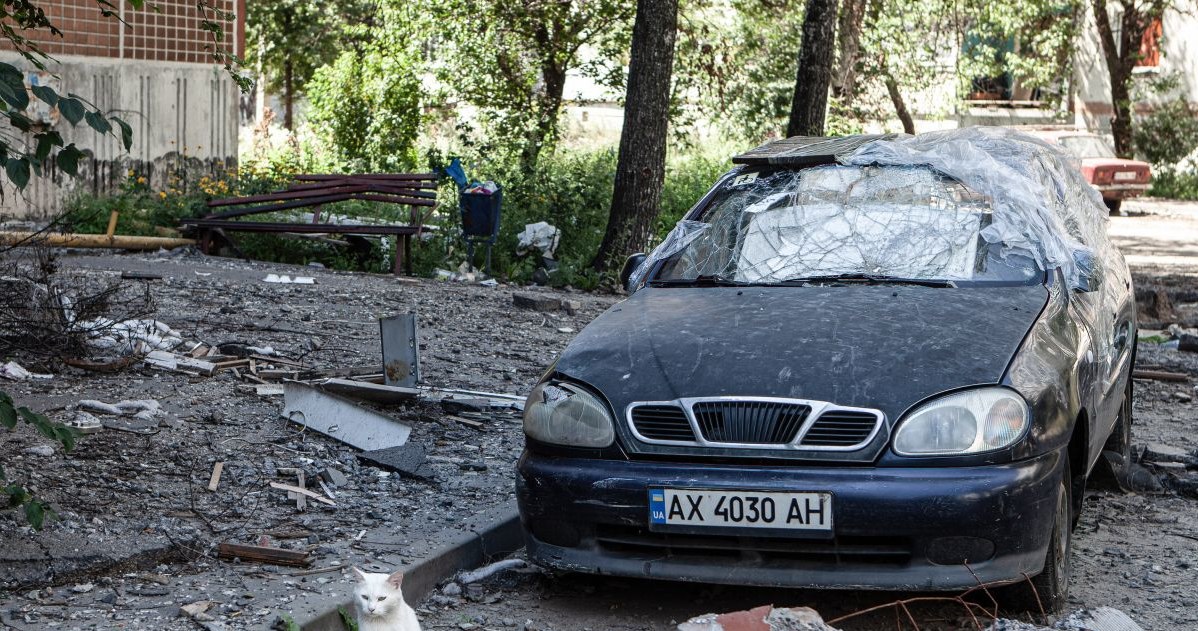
[651,165,1040,286]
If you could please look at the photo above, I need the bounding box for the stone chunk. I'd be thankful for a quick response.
[359,444,436,480]
[512,293,560,312]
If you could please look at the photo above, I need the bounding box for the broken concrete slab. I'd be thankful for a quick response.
[512,292,561,312]
[359,443,436,480]
[282,381,412,451]
[319,468,348,488]
[314,378,420,404]
[1143,442,1193,464]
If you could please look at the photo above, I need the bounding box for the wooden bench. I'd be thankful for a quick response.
[181,173,438,274]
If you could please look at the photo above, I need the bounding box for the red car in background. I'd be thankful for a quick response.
[1031,130,1151,214]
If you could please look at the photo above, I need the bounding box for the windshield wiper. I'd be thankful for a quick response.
[778,273,956,288]
[648,274,751,287]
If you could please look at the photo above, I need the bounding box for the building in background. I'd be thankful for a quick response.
[0,0,244,220]
[1074,7,1198,133]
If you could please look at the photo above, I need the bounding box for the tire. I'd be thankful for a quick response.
[1001,463,1073,615]
[1104,375,1134,464]
[1095,358,1136,491]
[1105,198,1122,216]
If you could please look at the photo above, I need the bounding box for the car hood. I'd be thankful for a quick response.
[554,285,1048,424]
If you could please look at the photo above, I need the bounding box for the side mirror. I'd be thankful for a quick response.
[620,253,648,293]
[1070,248,1103,293]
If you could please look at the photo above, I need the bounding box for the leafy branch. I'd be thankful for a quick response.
[1,390,78,529]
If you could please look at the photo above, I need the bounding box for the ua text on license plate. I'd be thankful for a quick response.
[649,489,832,531]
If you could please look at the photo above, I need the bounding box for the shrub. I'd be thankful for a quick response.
[1148,168,1198,201]
[1134,99,1198,167]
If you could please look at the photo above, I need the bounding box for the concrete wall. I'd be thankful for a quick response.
[1074,6,1198,131]
[0,54,240,220]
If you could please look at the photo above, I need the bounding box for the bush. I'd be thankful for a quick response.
[306,48,422,173]
[420,144,732,288]
[1134,99,1198,167]
[1148,168,1198,200]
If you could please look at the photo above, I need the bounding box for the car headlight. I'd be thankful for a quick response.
[892,387,1029,456]
[523,381,615,448]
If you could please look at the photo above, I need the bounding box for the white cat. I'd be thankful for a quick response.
[352,567,421,631]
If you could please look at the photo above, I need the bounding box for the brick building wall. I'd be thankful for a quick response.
[0,0,245,220]
[3,0,244,62]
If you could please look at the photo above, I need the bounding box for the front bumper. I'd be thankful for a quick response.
[517,449,1064,591]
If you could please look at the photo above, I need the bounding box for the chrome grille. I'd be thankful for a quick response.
[692,401,809,444]
[626,397,884,452]
[629,405,694,442]
[799,411,880,447]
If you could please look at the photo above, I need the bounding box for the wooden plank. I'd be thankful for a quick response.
[207,462,224,492]
[217,542,310,567]
[251,354,304,367]
[452,416,485,430]
[269,482,336,506]
[1133,369,1189,382]
[296,471,306,511]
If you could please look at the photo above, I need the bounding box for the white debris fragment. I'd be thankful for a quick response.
[71,583,94,594]
[78,399,165,421]
[23,445,55,457]
[263,274,315,284]
[81,318,183,354]
[0,361,51,381]
[246,346,275,356]
[458,559,527,585]
[516,221,561,257]
[64,411,103,434]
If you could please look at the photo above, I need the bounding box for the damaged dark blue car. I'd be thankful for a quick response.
[516,128,1137,611]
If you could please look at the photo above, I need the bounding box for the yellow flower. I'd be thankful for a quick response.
[158,191,167,199]
[127,169,135,177]
[137,176,146,184]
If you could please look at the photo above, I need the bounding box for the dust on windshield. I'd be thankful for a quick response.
[651,165,1039,286]
[1059,135,1116,159]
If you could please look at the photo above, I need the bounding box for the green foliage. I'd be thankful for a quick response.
[421,143,730,287]
[421,0,633,167]
[247,0,364,113]
[1134,99,1198,167]
[673,0,806,141]
[338,605,359,631]
[306,46,422,172]
[1,390,78,529]
[1148,168,1198,201]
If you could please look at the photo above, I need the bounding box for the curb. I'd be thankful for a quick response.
[291,504,523,631]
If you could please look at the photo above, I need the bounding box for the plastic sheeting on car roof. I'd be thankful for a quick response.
[629,126,1131,359]
[634,127,1120,287]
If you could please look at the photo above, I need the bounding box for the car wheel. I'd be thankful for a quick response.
[1105,198,1122,216]
[1001,464,1072,614]
[1104,376,1133,463]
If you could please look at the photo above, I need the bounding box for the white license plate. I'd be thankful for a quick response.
[1114,171,1138,181]
[649,488,832,531]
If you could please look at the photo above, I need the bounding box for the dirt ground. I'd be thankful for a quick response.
[1,198,1198,630]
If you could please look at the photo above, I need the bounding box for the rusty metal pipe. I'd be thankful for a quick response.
[0,231,195,250]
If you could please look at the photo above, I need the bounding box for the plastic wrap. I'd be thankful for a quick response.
[630,127,1130,360]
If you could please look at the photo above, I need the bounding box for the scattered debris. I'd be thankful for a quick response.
[23,444,55,457]
[512,292,562,312]
[0,361,51,381]
[679,605,839,631]
[263,274,316,284]
[269,482,336,507]
[282,382,412,450]
[516,222,561,258]
[358,443,435,480]
[1132,368,1189,382]
[63,411,103,434]
[144,349,217,375]
[207,462,224,492]
[459,559,527,585]
[380,313,420,388]
[217,542,310,567]
[315,378,420,404]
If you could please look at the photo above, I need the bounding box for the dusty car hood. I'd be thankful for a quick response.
[554,285,1048,424]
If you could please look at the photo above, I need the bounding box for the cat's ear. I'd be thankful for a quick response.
[386,570,404,589]
[351,567,368,582]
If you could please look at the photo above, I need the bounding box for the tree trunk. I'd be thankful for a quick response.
[881,58,914,134]
[786,0,840,137]
[591,0,680,273]
[831,0,866,105]
[283,57,294,131]
[1092,0,1153,158]
[522,61,567,171]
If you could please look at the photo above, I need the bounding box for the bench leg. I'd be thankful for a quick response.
[393,235,405,275]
